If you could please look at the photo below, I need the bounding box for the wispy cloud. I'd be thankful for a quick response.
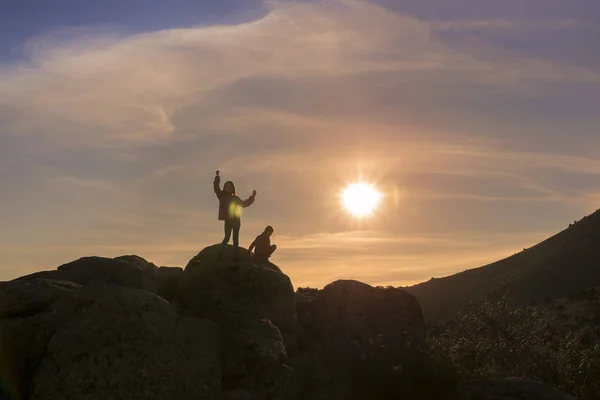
[431,18,590,33]
[1,0,599,285]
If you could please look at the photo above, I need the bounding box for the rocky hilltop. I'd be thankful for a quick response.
[0,245,574,400]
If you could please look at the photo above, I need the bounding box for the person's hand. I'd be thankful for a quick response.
[252,190,257,197]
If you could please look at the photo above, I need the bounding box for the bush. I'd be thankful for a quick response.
[426,295,600,398]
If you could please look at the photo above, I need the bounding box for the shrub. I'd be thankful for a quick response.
[426,295,600,397]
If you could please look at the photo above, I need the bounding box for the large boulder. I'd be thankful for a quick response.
[301,280,425,344]
[293,280,427,399]
[457,378,576,400]
[141,266,184,301]
[178,245,297,399]
[2,285,220,400]
[221,319,291,400]
[179,245,296,338]
[0,279,80,318]
[15,256,183,302]
[186,244,283,273]
[17,256,153,288]
[0,312,57,400]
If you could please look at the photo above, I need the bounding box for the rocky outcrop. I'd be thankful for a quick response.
[178,244,296,399]
[1,286,220,400]
[180,245,296,336]
[1,247,578,400]
[15,256,183,302]
[221,319,291,399]
[18,256,153,288]
[0,279,80,318]
[457,378,576,400]
[185,244,283,272]
[297,280,425,342]
[143,266,184,301]
[293,280,427,399]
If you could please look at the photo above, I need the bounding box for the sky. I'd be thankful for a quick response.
[1,0,600,288]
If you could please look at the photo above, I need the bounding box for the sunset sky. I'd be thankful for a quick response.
[1,0,600,288]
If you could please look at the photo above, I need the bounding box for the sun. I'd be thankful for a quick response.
[341,182,382,217]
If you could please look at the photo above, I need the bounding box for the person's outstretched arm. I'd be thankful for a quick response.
[240,190,257,207]
[213,175,223,198]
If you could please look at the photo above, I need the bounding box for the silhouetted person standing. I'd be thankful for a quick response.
[214,170,256,261]
[249,225,277,263]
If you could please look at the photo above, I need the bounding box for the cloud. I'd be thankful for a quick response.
[431,18,590,33]
[1,0,600,285]
[2,1,599,146]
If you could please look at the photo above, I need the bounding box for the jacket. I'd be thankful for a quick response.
[214,178,255,221]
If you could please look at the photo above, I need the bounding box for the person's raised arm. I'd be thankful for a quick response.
[241,190,257,207]
[213,173,222,198]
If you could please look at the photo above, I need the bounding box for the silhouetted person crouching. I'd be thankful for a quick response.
[213,170,256,261]
[249,225,277,263]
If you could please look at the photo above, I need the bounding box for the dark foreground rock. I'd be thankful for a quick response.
[293,280,434,399]
[2,286,220,400]
[15,256,182,301]
[457,378,576,400]
[17,256,153,288]
[317,279,425,337]
[178,244,296,399]
[180,245,296,335]
[296,280,425,355]
[0,279,80,318]
[220,318,291,399]
[0,247,578,400]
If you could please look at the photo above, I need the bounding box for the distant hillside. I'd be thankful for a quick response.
[404,208,600,320]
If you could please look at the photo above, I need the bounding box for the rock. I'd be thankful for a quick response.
[307,280,425,344]
[221,319,291,399]
[0,279,81,318]
[222,389,252,400]
[186,244,283,273]
[295,292,317,306]
[294,292,318,337]
[16,286,221,400]
[143,266,184,301]
[17,256,151,288]
[179,246,297,399]
[14,256,183,301]
[115,255,159,271]
[293,280,427,399]
[0,313,57,400]
[180,246,296,339]
[457,378,576,400]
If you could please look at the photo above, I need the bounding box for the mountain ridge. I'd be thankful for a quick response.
[404,208,600,320]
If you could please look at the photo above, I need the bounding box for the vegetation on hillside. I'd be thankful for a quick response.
[427,291,600,399]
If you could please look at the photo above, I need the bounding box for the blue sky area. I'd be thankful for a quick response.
[0,0,265,58]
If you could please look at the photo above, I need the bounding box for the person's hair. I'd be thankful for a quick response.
[265,225,274,234]
[223,181,236,195]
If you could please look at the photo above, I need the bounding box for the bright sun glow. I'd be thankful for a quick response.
[341,182,382,217]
